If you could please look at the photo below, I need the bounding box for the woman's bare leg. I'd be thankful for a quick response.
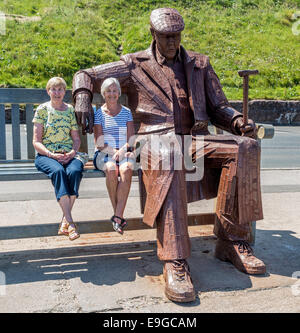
[58,195,79,239]
[104,162,119,213]
[62,195,76,219]
[115,162,133,219]
[58,195,73,223]
[70,195,76,210]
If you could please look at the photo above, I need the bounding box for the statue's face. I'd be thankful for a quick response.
[153,31,181,61]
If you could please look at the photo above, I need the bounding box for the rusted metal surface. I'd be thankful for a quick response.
[238,69,259,126]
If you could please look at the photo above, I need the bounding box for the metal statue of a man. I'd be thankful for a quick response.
[72,8,265,303]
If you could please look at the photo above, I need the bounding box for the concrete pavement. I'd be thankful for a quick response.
[0,169,300,313]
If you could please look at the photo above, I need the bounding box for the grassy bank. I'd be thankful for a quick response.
[0,0,299,100]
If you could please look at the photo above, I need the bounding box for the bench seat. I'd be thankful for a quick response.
[0,161,106,181]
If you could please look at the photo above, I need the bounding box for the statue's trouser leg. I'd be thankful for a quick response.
[156,169,191,261]
[203,136,263,242]
[155,135,262,260]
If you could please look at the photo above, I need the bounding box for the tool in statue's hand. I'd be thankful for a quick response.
[238,70,259,138]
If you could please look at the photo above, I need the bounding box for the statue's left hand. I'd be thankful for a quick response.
[74,92,94,135]
[234,117,257,139]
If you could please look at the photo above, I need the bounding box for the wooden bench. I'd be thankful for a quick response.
[0,88,274,242]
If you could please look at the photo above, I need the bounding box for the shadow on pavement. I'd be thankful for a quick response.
[0,228,299,306]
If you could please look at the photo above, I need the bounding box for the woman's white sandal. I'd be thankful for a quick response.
[68,223,80,241]
[58,217,69,236]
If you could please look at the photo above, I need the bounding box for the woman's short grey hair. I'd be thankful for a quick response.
[46,77,67,91]
[101,77,121,99]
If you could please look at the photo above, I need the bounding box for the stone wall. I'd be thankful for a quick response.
[229,100,300,125]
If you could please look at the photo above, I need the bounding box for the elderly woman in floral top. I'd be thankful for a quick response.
[32,77,82,240]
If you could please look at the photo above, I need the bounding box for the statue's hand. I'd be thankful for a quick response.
[74,92,94,135]
[234,117,257,139]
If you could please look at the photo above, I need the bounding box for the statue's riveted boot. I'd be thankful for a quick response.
[215,239,266,275]
[163,259,196,302]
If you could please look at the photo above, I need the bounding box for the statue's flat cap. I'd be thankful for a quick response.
[150,8,184,33]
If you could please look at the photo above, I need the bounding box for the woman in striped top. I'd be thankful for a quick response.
[93,78,135,235]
